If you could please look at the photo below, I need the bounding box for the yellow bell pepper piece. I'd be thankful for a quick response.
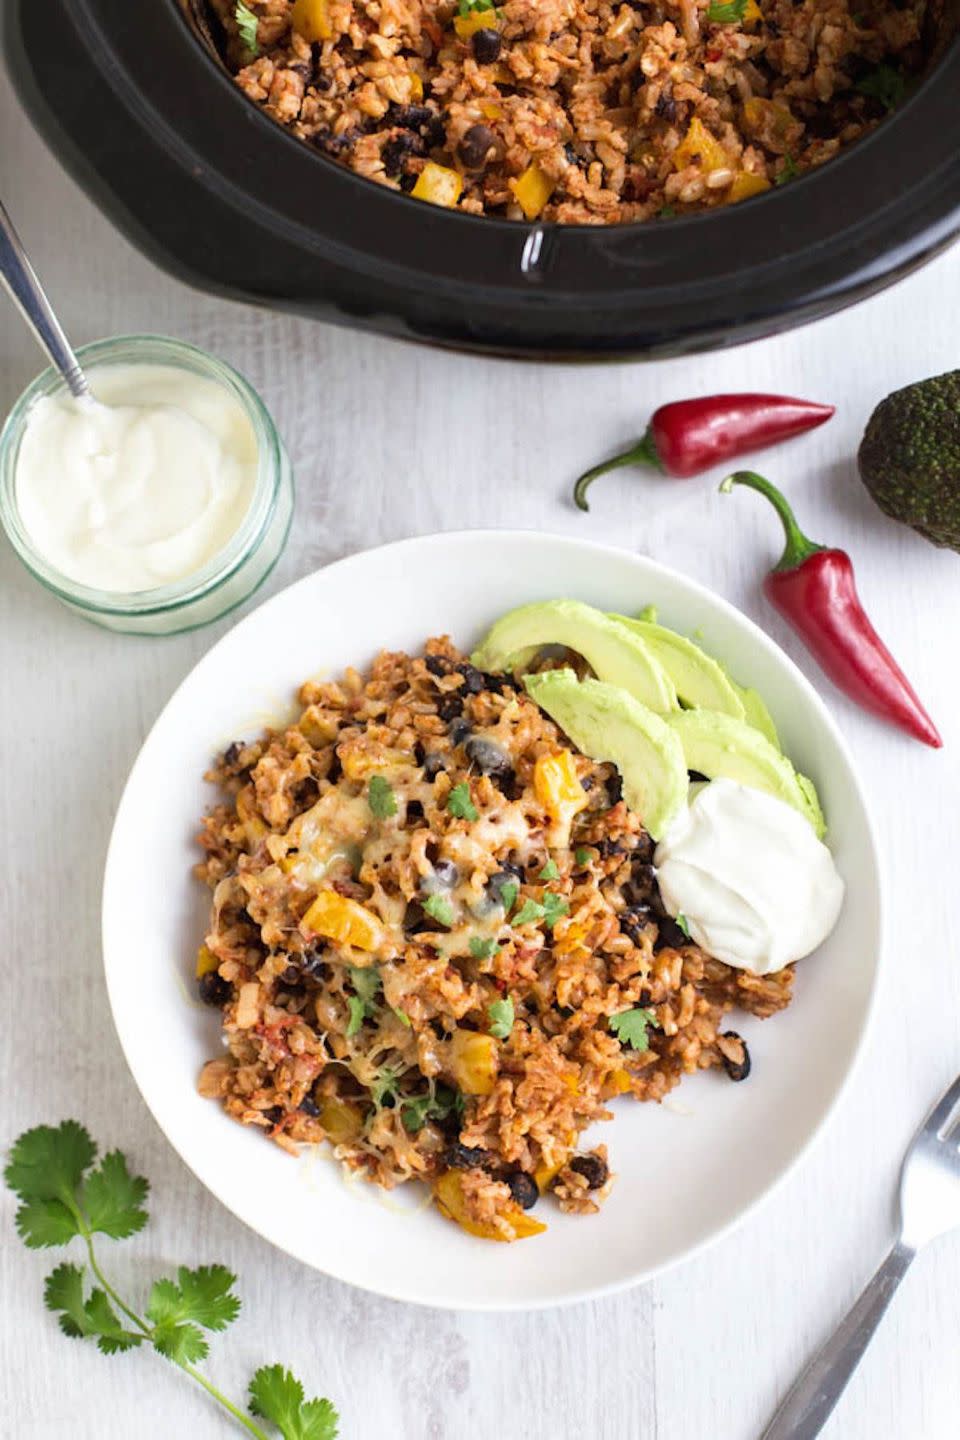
[291,0,332,42]
[301,891,383,951]
[727,171,771,203]
[449,1029,499,1095]
[195,944,219,979]
[434,1170,546,1240]
[339,745,409,781]
[534,751,589,823]
[454,8,500,39]
[603,1066,634,1097]
[742,97,794,141]
[318,1096,364,1144]
[411,162,464,208]
[479,101,503,120]
[673,116,728,173]
[508,162,554,221]
[408,71,424,101]
[743,0,762,23]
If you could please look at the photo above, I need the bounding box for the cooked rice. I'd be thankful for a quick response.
[209,0,924,223]
[195,638,793,1239]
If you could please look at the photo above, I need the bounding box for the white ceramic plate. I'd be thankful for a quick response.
[102,531,881,1311]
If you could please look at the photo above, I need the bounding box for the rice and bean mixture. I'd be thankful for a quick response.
[196,639,792,1240]
[212,0,923,223]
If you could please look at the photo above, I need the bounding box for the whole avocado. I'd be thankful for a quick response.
[858,370,960,551]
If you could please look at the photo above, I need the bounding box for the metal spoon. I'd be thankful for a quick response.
[0,198,91,400]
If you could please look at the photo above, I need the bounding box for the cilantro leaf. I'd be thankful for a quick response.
[370,1066,402,1108]
[775,154,799,185]
[657,205,676,219]
[469,936,500,961]
[446,782,478,822]
[348,965,380,1005]
[80,1151,149,1241]
[345,996,365,1037]
[44,1266,142,1354]
[541,892,569,930]
[488,996,515,1040]
[855,62,905,111]
[151,1318,209,1365]
[512,899,544,926]
[493,877,519,914]
[423,894,455,928]
[400,1095,434,1133]
[14,1198,81,1248]
[458,0,495,12]
[707,0,747,20]
[5,1120,96,1204]
[249,1364,340,1440]
[574,847,593,867]
[367,775,397,819]
[146,1266,240,1333]
[609,1007,658,1052]
[675,912,691,939]
[235,1,260,53]
[539,860,560,881]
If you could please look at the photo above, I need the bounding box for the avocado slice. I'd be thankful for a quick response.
[610,614,746,720]
[729,678,781,750]
[664,708,825,835]
[523,668,687,840]
[472,600,678,713]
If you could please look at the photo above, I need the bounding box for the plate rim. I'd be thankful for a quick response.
[101,528,883,1311]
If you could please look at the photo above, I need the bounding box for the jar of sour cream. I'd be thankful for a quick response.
[0,335,293,634]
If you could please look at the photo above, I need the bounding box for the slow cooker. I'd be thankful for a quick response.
[5,0,959,358]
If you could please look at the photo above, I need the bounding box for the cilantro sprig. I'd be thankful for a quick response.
[855,62,906,111]
[346,964,381,1036]
[235,1,260,54]
[488,996,515,1040]
[707,0,747,21]
[609,1007,659,1052]
[367,775,397,819]
[446,782,478,822]
[5,1122,338,1439]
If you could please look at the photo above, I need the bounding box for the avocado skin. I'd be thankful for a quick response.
[858,370,960,551]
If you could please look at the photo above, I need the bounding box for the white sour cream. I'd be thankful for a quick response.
[15,364,258,592]
[654,778,844,975]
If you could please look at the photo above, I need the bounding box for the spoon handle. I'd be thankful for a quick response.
[0,199,89,400]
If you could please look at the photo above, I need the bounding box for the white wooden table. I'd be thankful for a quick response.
[2,65,960,1440]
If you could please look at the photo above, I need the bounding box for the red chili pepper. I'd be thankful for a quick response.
[573,393,834,510]
[721,470,941,748]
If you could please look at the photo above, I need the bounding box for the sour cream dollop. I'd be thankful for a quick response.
[654,778,844,975]
[15,364,257,593]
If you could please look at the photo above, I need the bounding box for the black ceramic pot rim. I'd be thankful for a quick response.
[72,0,960,313]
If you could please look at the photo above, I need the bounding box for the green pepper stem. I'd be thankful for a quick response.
[719,470,825,570]
[573,428,662,511]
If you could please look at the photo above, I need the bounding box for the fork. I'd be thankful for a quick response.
[761,1071,960,1439]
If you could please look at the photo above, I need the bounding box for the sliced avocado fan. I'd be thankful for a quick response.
[524,668,688,841]
[610,614,746,719]
[665,709,825,836]
[728,680,781,751]
[472,599,678,713]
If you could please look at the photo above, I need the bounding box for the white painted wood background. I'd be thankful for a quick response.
[2,62,960,1440]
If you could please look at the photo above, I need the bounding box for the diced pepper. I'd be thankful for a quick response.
[533,1152,567,1193]
[534,751,589,823]
[508,162,554,220]
[301,891,384,952]
[411,162,464,208]
[339,744,409,780]
[673,116,728,173]
[449,1029,498,1095]
[433,1169,546,1241]
[727,171,771,203]
[408,71,424,100]
[291,0,332,41]
[454,8,500,39]
[742,97,794,142]
[195,944,219,979]
[479,100,503,120]
[603,1067,634,1097]
[743,0,763,22]
[318,1096,364,1144]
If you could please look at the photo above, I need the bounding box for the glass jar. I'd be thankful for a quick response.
[0,334,293,634]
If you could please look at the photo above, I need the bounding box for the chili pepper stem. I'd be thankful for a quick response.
[720,470,825,570]
[573,429,661,511]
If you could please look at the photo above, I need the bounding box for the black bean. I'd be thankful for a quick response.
[223,741,244,767]
[263,1106,284,1125]
[458,662,492,694]
[448,718,472,746]
[458,124,496,170]
[606,772,624,806]
[399,172,418,193]
[597,839,625,859]
[720,1032,751,1082]
[464,735,513,780]
[406,799,424,821]
[654,916,692,952]
[507,1172,539,1209]
[570,1154,609,1189]
[327,751,342,784]
[437,694,464,722]
[198,971,231,1006]
[655,89,677,122]
[280,964,302,985]
[300,946,328,978]
[298,1095,321,1117]
[431,859,461,887]
[382,131,426,177]
[487,865,523,907]
[404,901,435,936]
[634,833,656,865]
[444,1142,493,1170]
[620,907,654,946]
[425,654,452,676]
[421,751,446,780]
[471,26,502,62]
